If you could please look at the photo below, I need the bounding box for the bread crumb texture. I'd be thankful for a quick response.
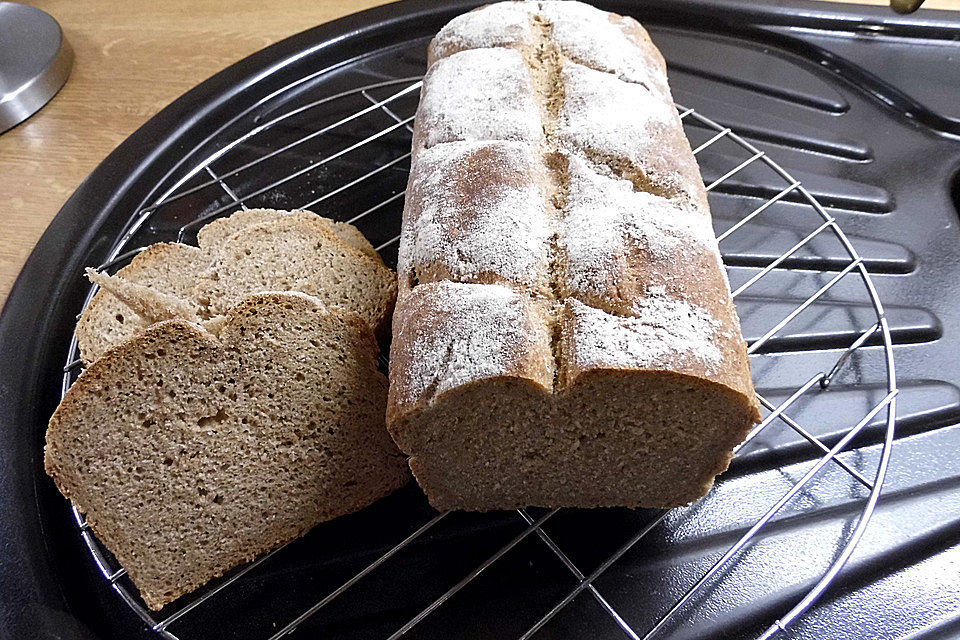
[76,209,397,363]
[390,1,761,511]
[46,292,409,609]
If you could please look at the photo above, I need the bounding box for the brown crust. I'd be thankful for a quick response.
[398,141,554,295]
[386,281,555,429]
[388,2,760,511]
[392,370,758,511]
[412,46,542,154]
[428,3,672,97]
[427,3,538,68]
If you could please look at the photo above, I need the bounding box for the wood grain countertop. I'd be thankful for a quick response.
[2,0,958,308]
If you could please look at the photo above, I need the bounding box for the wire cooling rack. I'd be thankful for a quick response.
[58,72,898,640]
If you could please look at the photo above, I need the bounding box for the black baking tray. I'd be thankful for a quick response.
[2,1,960,639]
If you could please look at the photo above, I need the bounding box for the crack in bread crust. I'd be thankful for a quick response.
[529,14,566,391]
[520,10,709,387]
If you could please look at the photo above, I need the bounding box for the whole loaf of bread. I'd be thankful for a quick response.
[387,1,761,511]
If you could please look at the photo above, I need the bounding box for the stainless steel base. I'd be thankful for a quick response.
[0,2,72,133]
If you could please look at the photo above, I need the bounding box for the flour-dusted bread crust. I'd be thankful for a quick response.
[76,209,396,363]
[388,1,761,511]
[557,154,724,315]
[398,140,555,295]
[412,47,543,152]
[428,1,670,97]
[46,292,409,610]
[556,61,708,206]
[387,281,555,433]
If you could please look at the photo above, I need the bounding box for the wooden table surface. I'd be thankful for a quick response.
[2,0,958,308]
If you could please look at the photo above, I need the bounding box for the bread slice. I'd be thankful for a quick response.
[190,213,395,324]
[196,208,381,260]
[46,292,409,610]
[86,268,201,324]
[76,210,396,363]
[76,243,208,364]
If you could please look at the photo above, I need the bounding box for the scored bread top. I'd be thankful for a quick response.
[387,281,554,425]
[77,209,396,363]
[428,2,538,64]
[389,281,754,418]
[398,140,554,295]
[412,47,543,151]
[429,1,670,98]
[537,1,670,97]
[558,153,722,313]
[390,1,759,425]
[562,296,723,374]
[560,295,753,397]
[556,61,707,206]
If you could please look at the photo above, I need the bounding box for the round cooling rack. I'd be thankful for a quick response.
[0,2,907,639]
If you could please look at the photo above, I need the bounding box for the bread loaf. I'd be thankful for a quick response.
[47,292,409,610]
[76,209,396,363]
[387,1,760,511]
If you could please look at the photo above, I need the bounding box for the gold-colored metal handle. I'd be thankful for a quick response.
[890,0,926,13]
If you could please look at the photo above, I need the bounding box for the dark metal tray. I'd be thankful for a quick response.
[2,1,959,639]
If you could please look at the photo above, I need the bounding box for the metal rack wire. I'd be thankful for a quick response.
[59,74,898,640]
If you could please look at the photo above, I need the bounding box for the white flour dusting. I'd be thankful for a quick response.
[400,282,549,405]
[399,141,552,288]
[430,2,538,58]
[567,294,723,375]
[556,61,677,164]
[539,1,670,98]
[394,2,740,408]
[430,0,673,102]
[560,154,717,296]
[418,48,544,148]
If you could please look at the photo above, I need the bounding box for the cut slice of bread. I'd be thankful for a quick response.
[196,209,381,260]
[46,292,409,610]
[76,210,396,363]
[86,268,201,324]
[76,243,208,364]
[191,214,396,326]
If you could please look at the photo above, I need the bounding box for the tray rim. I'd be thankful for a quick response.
[0,1,951,638]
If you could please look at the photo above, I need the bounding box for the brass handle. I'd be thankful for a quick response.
[890,0,926,13]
